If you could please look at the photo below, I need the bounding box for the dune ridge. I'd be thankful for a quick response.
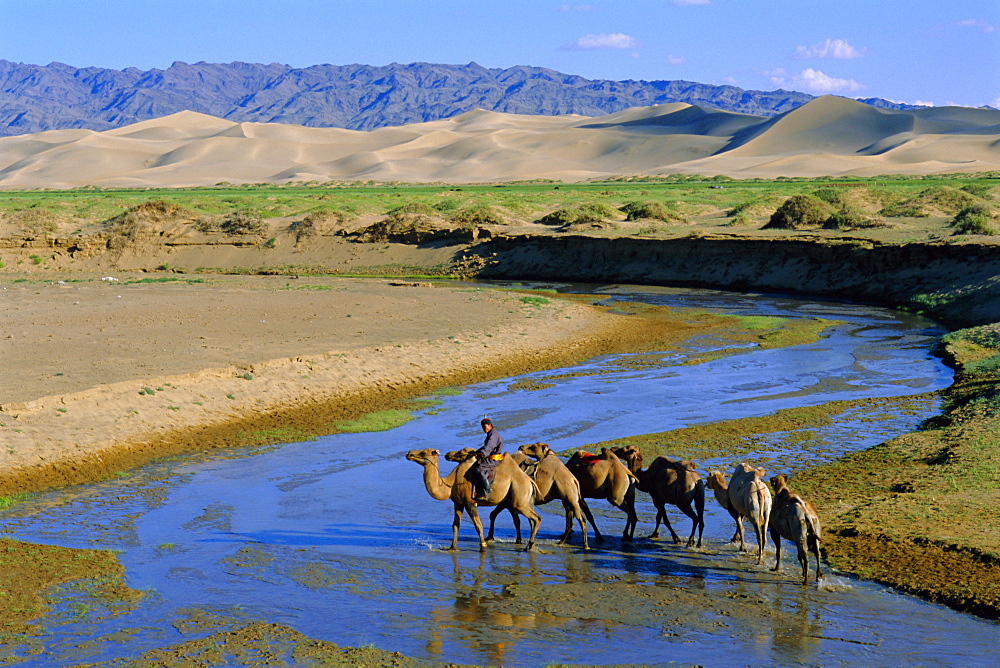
[0,96,998,188]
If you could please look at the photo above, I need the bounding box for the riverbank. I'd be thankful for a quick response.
[2,274,742,496]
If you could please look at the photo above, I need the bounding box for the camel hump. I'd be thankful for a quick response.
[569,450,601,465]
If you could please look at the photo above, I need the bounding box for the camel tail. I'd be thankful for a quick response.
[805,507,821,552]
[753,483,772,533]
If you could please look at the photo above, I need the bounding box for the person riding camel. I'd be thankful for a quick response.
[472,416,504,501]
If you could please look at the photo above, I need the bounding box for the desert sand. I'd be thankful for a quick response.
[1,96,998,188]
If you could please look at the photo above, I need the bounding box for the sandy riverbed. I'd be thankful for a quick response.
[0,273,712,496]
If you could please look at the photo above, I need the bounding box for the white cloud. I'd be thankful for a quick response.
[665,54,686,65]
[670,0,710,5]
[768,68,863,94]
[957,19,996,33]
[564,33,640,50]
[556,4,597,12]
[912,100,935,107]
[794,38,865,60]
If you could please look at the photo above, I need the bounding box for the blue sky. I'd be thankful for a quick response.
[1,0,997,108]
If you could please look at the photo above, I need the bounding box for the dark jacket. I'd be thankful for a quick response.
[475,428,503,481]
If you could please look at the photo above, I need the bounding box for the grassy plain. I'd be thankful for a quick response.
[1,173,998,243]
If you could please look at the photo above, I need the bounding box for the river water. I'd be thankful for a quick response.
[3,285,999,666]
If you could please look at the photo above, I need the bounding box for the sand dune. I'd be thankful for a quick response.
[0,96,998,187]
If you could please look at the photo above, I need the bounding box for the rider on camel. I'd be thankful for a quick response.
[472,416,503,501]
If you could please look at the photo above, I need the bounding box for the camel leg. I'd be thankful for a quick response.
[811,534,822,582]
[735,516,746,553]
[616,486,638,542]
[657,502,682,544]
[795,538,809,585]
[486,503,522,544]
[576,505,590,551]
[770,529,783,573]
[753,517,767,565]
[486,504,503,542]
[558,500,574,545]
[465,506,488,551]
[677,501,700,547]
[578,498,604,544]
[693,485,705,548]
[518,504,542,552]
[449,505,463,551]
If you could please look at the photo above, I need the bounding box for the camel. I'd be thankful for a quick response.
[769,474,823,585]
[565,447,638,542]
[707,464,772,565]
[488,442,592,549]
[612,446,705,547]
[405,447,541,551]
[446,447,524,544]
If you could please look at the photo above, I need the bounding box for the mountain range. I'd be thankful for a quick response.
[0,60,923,138]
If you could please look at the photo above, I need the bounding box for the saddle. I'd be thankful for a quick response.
[487,453,505,461]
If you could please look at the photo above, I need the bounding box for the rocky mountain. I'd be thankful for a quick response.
[0,60,922,138]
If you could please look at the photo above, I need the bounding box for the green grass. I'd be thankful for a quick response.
[0,174,995,240]
[332,409,415,433]
[0,493,34,511]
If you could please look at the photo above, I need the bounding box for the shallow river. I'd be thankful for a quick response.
[4,285,1000,666]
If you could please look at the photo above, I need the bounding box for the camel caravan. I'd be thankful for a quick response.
[406,428,825,585]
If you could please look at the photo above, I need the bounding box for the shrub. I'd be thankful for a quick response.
[879,186,983,218]
[386,201,438,218]
[7,207,62,235]
[763,195,834,230]
[620,201,683,222]
[219,209,267,235]
[449,204,504,228]
[105,199,196,248]
[823,206,885,230]
[536,208,579,226]
[952,204,999,235]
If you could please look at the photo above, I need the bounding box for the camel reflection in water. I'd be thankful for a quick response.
[423,549,599,665]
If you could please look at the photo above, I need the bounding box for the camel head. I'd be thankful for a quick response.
[770,473,791,493]
[445,447,478,463]
[706,470,727,491]
[518,442,551,460]
[611,445,643,469]
[405,448,441,466]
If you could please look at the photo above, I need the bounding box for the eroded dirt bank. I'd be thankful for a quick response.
[475,233,1000,329]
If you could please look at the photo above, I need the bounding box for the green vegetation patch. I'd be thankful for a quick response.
[575,401,861,462]
[763,194,835,230]
[332,409,415,433]
[0,538,141,638]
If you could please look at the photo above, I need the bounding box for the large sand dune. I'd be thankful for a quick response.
[1,96,998,187]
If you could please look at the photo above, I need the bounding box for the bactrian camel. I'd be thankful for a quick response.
[565,447,638,542]
[707,463,772,564]
[613,446,705,547]
[405,448,541,551]
[769,473,823,585]
[446,447,523,544]
[483,442,592,550]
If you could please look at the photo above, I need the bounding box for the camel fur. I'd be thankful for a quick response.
[613,446,705,547]
[769,473,823,585]
[446,448,523,544]
[500,442,592,549]
[405,447,541,551]
[707,464,772,564]
[565,447,639,542]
